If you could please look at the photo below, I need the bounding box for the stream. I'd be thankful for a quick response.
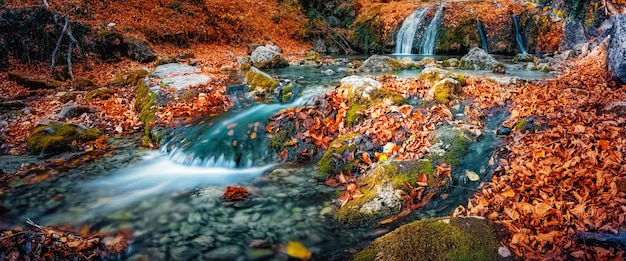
[0,56,551,261]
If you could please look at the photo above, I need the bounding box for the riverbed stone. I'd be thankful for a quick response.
[359,55,402,72]
[204,245,243,260]
[432,78,462,104]
[418,68,464,84]
[459,47,503,70]
[608,15,626,84]
[250,45,289,69]
[26,121,101,155]
[337,76,382,101]
[559,19,588,54]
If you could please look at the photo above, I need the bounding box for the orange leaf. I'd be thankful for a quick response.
[417,174,428,186]
[362,152,372,164]
[501,189,515,198]
[599,139,609,150]
[534,202,552,218]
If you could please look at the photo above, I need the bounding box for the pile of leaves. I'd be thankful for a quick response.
[455,41,626,259]
[0,220,132,260]
[222,186,250,201]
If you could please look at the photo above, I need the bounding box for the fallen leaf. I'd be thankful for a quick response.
[502,189,516,198]
[284,242,311,260]
[417,173,428,186]
[465,170,480,182]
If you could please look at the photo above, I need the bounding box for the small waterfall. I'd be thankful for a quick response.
[394,6,430,54]
[477,19,488,53]
[163,96,313,168]
[419,3,445,55]
[512,15,527,54]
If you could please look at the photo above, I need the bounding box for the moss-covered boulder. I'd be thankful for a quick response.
[432,78,462,104]
[512,53,534,63]
[73,77,98,91]
[245,67,278,92]
[126,37,156,63]
[353,217,502,261]
[418,68,465,85]
[429,125,476,166]
[8,71,60,90]
[86,88,116,100]
[444,58,460,68]
[459,47,504,70]
[236,56,251,71]
[95,29,126,61]
[318,134,365,177]
[27,122,101,155]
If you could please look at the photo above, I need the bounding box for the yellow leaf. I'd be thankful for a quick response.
[250,132,257,139]
[511,109,519,118]
[285,241,311,260]
[378,154,388,161]
[465,170,480,182]
[534,202,552,218]
[504,207,520,220]
[501,189,515,198]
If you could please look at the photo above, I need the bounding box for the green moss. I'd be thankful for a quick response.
[114,69,158,143]
[389,58,404,70]
[86,88,115,100]
[268,120,297,153]
[514,117,527,130]
[317,133,359,177]
[305,51,321,61]
[346,103,365,127]
[368,88,405,106]
[433,79,462,104]
[281,84,295,103]
[335,189,378,224]
[354,217,501,261]
[113,69,149,86]
[245,68,278,92]
[431,127,473,166]
[27,122,101,155]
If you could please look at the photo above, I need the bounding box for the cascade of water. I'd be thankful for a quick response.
[512,15,527,54]
[477,19,488,53]
[163,96,313,168]
[419,3,445,55]
[394,6,430,54]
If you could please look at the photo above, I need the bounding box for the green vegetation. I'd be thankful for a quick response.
[245,67,278,92]
[430,127,473,166]
[433,78,462,104]
[346,103,365,127]
[115,69,159,143]
[353,217,501,261]
[86,88,115,100]
[27,122,101,155]
[281,84,295,103]
[317,133,359,177]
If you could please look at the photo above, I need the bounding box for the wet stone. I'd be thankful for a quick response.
[215,235,231,243]
[496,127,512,135]
[250,212,262,222]
[204,245,243,261]
[246,249,274,261]
[170,245,198,261]
[192,235,215,249]
[187,212,203,223]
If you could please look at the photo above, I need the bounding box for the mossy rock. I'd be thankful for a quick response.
[353,217,502,261]
[280,83,296,103]
[27,122,101,155]
[113,69,149,86]
[95,29,126,61]
[86,88,115,100]
[73,77,98,91]
[433,78,462,105]
[459,48,503,70]
[444,58,460,68]
[318,133,361,177]
[245,67,278,93]
[418,68,465,85]
[8,70,60,90]
[420,57,437,65]
[304,51,321,62]
[512,53,534,63]
[429,126,474,166]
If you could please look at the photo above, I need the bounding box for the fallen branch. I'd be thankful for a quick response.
[44,0,81,80]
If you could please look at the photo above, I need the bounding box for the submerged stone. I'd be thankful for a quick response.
[359,55,402,72]
[459,47,503,70]
[26,121,101,155]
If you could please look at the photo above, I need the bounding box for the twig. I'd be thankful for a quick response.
[26,217,43,230]
[51,18,69,68]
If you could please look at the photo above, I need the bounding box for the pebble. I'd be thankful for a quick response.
[204,245,243,260]
[170,245,198,261]
[496,127,512,135]
[191,235,215,249]
[250,212,262,222]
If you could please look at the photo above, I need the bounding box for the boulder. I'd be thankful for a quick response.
[312,38,327,53]
[236,56,251,70]
[73,77,98,91]
[608,15,626,84]
[459,47,503,70]
[245,67,278,93]
[27,121,101,155]
[250,45,289,69]
[57,104,97,119]
[559,19,588,54]
[432,78,462,104]
[354,217,502,261]
[0,100,25,111]
[513,53,534,63]
[150,63,211,91]
[95,29,126,61]
[8,71,60,89]
[337,75,382,101]
[126,38,156,63]
[603,101,626,116]
[359,55,401,72]
[418,68,465,84]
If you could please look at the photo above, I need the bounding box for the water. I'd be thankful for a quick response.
[0,57,554,260]
[513,15,527,54]
[394,6,431,54]
[419,3,445,55]
[477,19,488,53]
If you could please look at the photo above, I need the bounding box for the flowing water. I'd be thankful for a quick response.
[513,15,527,54]
[477,19,489,53]
[419,3,445,55]
[394,6,431,54]
[0,57,552,260]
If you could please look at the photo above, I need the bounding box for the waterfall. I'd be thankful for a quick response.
[419,3,445,55]
[477,19,488,53]
[394,6,430,54]
[512,15,527,54]
[163,96,313,168]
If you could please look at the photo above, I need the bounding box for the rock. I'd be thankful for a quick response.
[0,100,26,111]
[496,127,512,135]
[337,76,382,101]
[559,19,588,54]
[304,50,321,62]
[603,101,626,116]
[250,45,289,69]
[321,69,335,75]
[126,38,156,63]
[443,58,459,68]
[432,78,462,104]
[608,15,626,84]
[8,71,60,89]
[513,53,534,63]
[246,249,274,261]
[245,67,278,93]
[203,245,243,261]
[312,38,327,53]
[420,57,437,65]
[95,29,126,61]
[359,181,402,215]
[26,121,101,155]
[57,104,97,119]
[359,55,401,72]
[151,63,211,91]
[418,68,465,84]
[459,48,503,70]
[354,217,502,260]
[86,88,116,100]
[73,77,98,91]
[236,56,251,70]
[170,245,198,261]
[152,63,200,78]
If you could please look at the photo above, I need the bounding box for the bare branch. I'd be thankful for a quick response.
[51,18,69,68]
